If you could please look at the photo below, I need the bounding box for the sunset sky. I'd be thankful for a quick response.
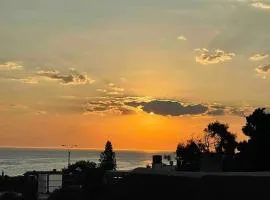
[0,0,270,151]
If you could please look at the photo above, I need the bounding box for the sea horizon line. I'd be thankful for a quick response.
[0,145,175,153]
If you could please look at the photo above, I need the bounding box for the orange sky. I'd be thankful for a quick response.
[0,111,246,151]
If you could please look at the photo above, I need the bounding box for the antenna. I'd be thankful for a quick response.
[61,144,78,167]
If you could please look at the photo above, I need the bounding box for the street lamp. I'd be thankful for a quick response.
[61,144,78,167]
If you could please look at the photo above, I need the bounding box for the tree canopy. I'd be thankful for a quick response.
[238,108,270,171]
[176,140,201,171]
[204,121,237,155]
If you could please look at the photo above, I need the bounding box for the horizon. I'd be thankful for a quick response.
[0,0,269,151]
[0,145,174,153]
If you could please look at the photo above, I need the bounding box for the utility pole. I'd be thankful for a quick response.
[61,144,78,167]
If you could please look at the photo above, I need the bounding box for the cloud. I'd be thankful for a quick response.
[0,62,24,70]
[0,103,48,115]
[0,103,28,113]
[8,77,39,84]
[107,91,123,95]
[60,95,78,100]
[35,110,48,115]
[249,53,269,61]
[120,77,127,82]
[195,48,235,65]
[105,82,125,95]
[255,63,270,79]
[60,96,150,116]
[229,106,254,117]
[8,104,29,110]
[83,97,135,116]
[207,104,254,117]
[251,2,270,9]
[125,99,256,118]
[96,89,108,93]
[207,109,225,116]
[37,69,95,85]
[64,94,257,118]
[112,87,125,92]
[177,35,187,41]
[126,100,208,116]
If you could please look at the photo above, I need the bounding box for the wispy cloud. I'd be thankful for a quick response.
[255,63,270,79]
[177,35,187,41]
[207,104,254,117]
[0,62,24,70]
[3,67,95,85]
[249,53,269,61]
[106,83,125,95]
[195,48,235,65]
[8,77,39,84]
[96,89,108,93]
[251,2,270,9]
[35,110,48,115]
[83,96,136,116]
[0,103,48,115]
[37,69,95,85]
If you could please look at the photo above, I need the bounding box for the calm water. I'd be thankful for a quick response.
[0,148,172,176]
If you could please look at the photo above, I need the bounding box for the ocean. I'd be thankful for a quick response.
[0,148,173,176]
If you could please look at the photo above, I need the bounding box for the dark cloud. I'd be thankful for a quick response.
[126,100,208,116]
[207,109,225,116]
[125,101,146,108]
[211,105,226,110]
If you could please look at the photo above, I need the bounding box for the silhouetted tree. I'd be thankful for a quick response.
[238,108,270,171]
[176,140,201,171]
[99,141,116,170]
[204,121,237,155]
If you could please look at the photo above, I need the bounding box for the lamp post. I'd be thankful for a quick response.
[61,144,78,167]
